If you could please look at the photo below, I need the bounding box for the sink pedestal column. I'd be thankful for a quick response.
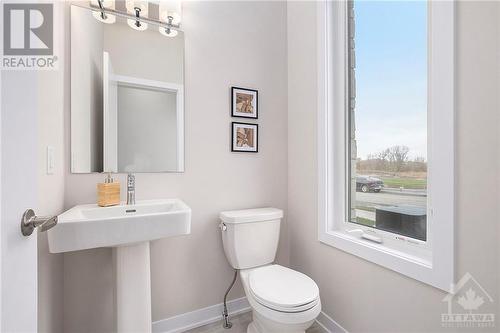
[113,241,152,332]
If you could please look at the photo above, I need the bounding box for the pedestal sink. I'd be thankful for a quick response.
[48,199,191,332]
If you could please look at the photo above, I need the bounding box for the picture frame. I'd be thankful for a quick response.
[231,122,258,153]
[231,87,258,119]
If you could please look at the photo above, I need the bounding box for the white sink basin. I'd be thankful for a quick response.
[48,198,191,332]
[48,199,191,253]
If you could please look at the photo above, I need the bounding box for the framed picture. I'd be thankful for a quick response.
[232,122,258,153]
[231,87,258,119]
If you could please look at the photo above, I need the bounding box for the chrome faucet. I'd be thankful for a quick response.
[127,173,136,205]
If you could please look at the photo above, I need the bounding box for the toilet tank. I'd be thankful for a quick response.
[220,208,283,269]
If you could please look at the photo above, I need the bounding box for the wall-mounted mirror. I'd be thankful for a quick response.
[70,4,184,173]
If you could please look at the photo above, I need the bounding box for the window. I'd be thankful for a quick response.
[348,1,428,242]
[317,0,454,291]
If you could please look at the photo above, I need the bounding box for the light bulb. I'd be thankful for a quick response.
[167,12,181,25]
[126,0,148,31]
[159,0,182,25]
[90,0,116,24]
[159,26,178,37]
[126,0,148,15]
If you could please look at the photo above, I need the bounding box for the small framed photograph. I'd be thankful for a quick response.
[231,87,258,119]
[232,122,258,153]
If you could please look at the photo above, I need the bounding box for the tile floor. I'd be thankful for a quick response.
[184,311,327,333]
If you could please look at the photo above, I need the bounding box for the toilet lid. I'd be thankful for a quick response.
[249,265,319,312]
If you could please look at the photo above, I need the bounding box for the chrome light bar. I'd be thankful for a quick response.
[88,1,181,31]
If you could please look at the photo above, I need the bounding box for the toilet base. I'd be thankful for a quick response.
[246,310,313,333]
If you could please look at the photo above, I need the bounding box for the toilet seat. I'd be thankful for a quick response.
[248,265,320,313]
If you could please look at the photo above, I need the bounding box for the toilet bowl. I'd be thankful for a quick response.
[241,265,321,333]
[220,208,321,333]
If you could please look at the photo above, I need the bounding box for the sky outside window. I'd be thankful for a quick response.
[355,1,427,160]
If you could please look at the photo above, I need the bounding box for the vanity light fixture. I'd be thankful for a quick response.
[89,0,182,37]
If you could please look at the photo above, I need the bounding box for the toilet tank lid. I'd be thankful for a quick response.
[220,208,283,224]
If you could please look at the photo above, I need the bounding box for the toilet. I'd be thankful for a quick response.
[220,208,321,333]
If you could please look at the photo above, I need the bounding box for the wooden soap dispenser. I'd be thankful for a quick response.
[97,173,121,207]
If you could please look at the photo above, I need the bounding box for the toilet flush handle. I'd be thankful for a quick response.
[218,222,227,231]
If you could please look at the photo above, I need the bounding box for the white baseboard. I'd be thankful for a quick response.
[152,297,251,333]
[316,311,348,333]
[152,297,347,333]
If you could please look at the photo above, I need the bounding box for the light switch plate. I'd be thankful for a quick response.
[47,146,55,175]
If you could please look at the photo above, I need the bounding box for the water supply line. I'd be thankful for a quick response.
[222,269,238,329]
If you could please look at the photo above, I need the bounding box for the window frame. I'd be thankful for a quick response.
[317,0,455,292]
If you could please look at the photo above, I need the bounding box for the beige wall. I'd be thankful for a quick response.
[37,3,66,332]
[287,1,500,332]
[38,1,500,332]
[60,1,288,331]
[37,90,65,333]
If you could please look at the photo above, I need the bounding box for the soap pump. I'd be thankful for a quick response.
[97,172,121,207]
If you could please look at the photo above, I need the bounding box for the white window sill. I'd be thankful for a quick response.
[322,230,431,268]
[318,228,452,292]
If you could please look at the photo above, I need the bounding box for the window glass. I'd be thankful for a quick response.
[348,1,428,241]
